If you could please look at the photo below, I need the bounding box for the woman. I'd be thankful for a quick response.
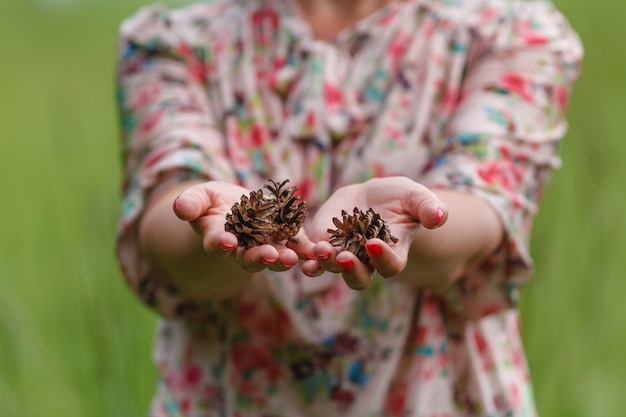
[115,0,583,415]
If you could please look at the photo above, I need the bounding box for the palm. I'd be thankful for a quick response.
[303,177,446,288]
[310,177,443,248]
[175,181,301,272]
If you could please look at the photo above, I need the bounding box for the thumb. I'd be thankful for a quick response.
[173,183,216,221]
[404,187,448,230]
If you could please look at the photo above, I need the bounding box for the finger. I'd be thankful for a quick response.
[365,238,407,278]
[269,245,300,272]
[403,186,448,229]
[236,244,280,273]
[335,251,375,290]
[313,241,340,273]
[286,229,316,261]
[301,259,324,277]
[201,228,239,259]
[173,183,233,221]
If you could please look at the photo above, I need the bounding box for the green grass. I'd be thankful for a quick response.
[0,0,624,416]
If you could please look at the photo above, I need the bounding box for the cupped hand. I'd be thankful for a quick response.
[173,181,301,272]
[301,177,448,289]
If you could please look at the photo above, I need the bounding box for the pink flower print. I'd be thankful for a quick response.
[442,86,460,113]
[127,84,160,110]
[516,19,548,45]
[137,109,163,138]
[477,160,524,193]
[324,83,343,110]
[294,178,314,201]
[480,7,499,21]
[388,33,409,62]
[144,147,170,169]
[501,73,533,102]
[509,382,521,409]
[178,43,206,82]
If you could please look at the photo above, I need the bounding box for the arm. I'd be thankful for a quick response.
[138,177,301,301]
[301,178,503,290]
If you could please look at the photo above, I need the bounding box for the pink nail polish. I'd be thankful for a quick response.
[173,198,183,216]
[435,208,444,226]
[317,252,330,260]
[337,259,353,271]
[366,242,383,257]
[261,257,275,265]
[220,242,236,251]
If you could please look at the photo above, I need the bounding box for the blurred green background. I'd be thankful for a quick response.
[0,0,624,416]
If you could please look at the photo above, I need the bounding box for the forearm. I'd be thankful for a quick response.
[396,190,504,290]
[138,180,252,301]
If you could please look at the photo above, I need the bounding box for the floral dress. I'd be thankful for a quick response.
[115,0,582,416]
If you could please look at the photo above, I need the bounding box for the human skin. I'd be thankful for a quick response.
[139,176,503,298]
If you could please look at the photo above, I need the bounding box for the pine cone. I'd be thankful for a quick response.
[224,189,276,248]
[327,207,399,266]
[224,179,307,248]
[264,179,307,243]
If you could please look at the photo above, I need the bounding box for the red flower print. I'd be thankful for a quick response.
[556,84,569,112]
[331,388,356,411]
[477,160,524,193]
[251,8,279,45]
[250,124,268,146]
[473,330,488,355]
[180,397,191,414]
[178,43,206,82]
[384,381,407,417]
[183,364,203,389]
[324,83,343,109]
[501,73,533,102]
[388,33,409,61]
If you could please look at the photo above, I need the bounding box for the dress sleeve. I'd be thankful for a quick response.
[115,4,236,318]
[421,1,583,316]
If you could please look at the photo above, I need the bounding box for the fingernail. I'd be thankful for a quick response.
[220,242,236,251]
[173,198,184,218]
[337,259,353,271]
[280,262,296,269]
[435,208,444,226]
[317,252,330,260]
[366,242,383,257]
[261,257,275,265]
[305,255,316,261]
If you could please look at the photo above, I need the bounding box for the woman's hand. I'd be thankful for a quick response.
[301,177,504,292]
[139,179,302,300]
[300,177,448,289]
[172,181,302,272]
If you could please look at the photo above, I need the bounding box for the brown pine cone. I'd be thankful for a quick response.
[327,207,399,266]
[224,179,307,248]
[264,179,307,243]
